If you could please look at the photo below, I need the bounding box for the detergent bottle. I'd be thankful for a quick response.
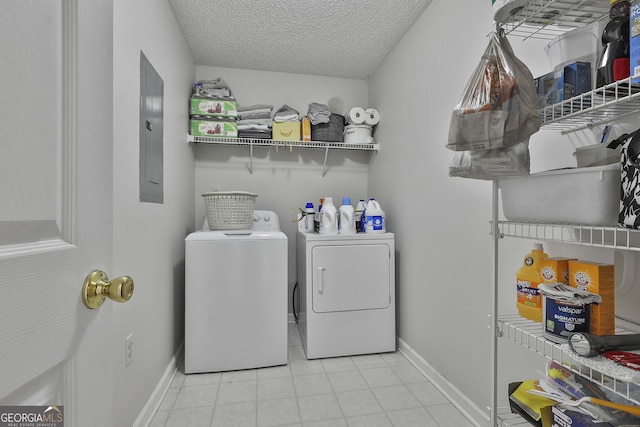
[338,197,356,234]
[314,198,324,233]
[319,197,338,234]
[363,198,385,233]
[305,202,315,232]
[516,243,548,322]
[355,199,366,232]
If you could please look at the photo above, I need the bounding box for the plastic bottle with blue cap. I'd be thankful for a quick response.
[338,197,356,234]
[305,202,315,232]
[319,197,338,235]
[363,198,385,233]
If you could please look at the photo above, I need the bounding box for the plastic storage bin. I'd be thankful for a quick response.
[499,164,621,225]
[574,143,621,167]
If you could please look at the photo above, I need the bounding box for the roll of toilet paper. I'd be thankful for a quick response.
[364,108,380,126]
[346,107,366,125]
[493,0,529,24]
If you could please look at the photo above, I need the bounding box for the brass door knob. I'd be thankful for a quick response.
[82,270,134,309]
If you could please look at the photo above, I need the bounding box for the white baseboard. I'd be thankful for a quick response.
[397,337,489,427]
[133,341,184,427]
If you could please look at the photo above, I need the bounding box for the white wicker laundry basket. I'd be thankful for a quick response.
[202,191,258,230]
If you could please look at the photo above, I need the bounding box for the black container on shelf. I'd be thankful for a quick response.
[311,114,345,142]
[596,0,631,87]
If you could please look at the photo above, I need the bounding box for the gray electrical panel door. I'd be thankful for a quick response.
[139,51,163,203]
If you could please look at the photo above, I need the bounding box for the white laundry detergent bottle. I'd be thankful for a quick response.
[363,198,385,233]
[338,197,356,234]
[319,197,338,235]
[305,202,315,232]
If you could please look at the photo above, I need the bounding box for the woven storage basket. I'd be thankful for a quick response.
[311,114,345,142]
[202,191,257,229]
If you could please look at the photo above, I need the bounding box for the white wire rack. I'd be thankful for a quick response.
[499,0,610,40]
[539,77,640,134]
[187,135,379,151]
[187,135,379,177]
[496,407,532,426]
[499,314,640,405]
[497,221,640,252]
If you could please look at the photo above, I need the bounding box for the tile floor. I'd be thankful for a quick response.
[149,324,475,427]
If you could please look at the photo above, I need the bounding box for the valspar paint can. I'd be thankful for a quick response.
[542,295,591,344]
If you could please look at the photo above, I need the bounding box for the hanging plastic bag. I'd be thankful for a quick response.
[447,30,542,152]
[448,138,530,180]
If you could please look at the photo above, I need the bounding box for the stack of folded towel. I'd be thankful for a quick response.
[273,104,301,123]
[307,103,331,125]
[237,104,273,139]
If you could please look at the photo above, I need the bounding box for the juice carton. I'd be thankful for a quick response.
[540,257,575,285]
[568,260,615,336]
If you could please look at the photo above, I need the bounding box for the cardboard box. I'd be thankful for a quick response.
[535,62,591,108]
[301,116,311,142]
[272,121,301,141]
[559,62,591,101]
[568,260,614,336]
[540,258,575,285]
[631,1,640,83]
[189,97,238,117]
[536,70,562,108]
[190,118,238,137]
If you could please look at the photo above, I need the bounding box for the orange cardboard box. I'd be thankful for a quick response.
[540,257,575,285]
[568,260,614,336]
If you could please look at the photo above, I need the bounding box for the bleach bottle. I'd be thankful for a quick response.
[338,197,356,234]
[516,243,548,322]
[363,198,385,233]
[319,197,338,235]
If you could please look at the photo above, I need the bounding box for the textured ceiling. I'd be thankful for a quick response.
[168,0,433,80]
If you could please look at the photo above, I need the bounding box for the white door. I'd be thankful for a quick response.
[0,1,119,426]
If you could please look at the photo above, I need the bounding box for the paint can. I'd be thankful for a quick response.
[542,295,591,344]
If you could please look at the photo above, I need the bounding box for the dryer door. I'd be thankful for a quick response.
[311,243,391,313]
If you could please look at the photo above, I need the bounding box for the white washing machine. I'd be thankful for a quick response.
[184,210,288,374]
[296,231,395,359]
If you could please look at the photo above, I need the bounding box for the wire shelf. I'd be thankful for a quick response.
[539,77,640,133]
[188,135,380,151]
[188,134,378,177]
[496,407,530,426]
[497,221,640,252]
[499,314,640,405]
[499,0,610,41]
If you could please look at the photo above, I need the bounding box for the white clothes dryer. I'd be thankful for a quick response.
[185,210,288,374]
[296,231,395,359]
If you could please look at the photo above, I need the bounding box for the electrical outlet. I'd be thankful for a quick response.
[125,333,134,367]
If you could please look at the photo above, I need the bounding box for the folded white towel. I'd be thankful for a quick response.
[238,124,270,131]
[273,114,300,122]
[237,104,274,112]
[237,118,272,126]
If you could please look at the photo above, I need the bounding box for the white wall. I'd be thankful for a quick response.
[112,1,195,426]
[193,66,370,311]
[367,1,498,420]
